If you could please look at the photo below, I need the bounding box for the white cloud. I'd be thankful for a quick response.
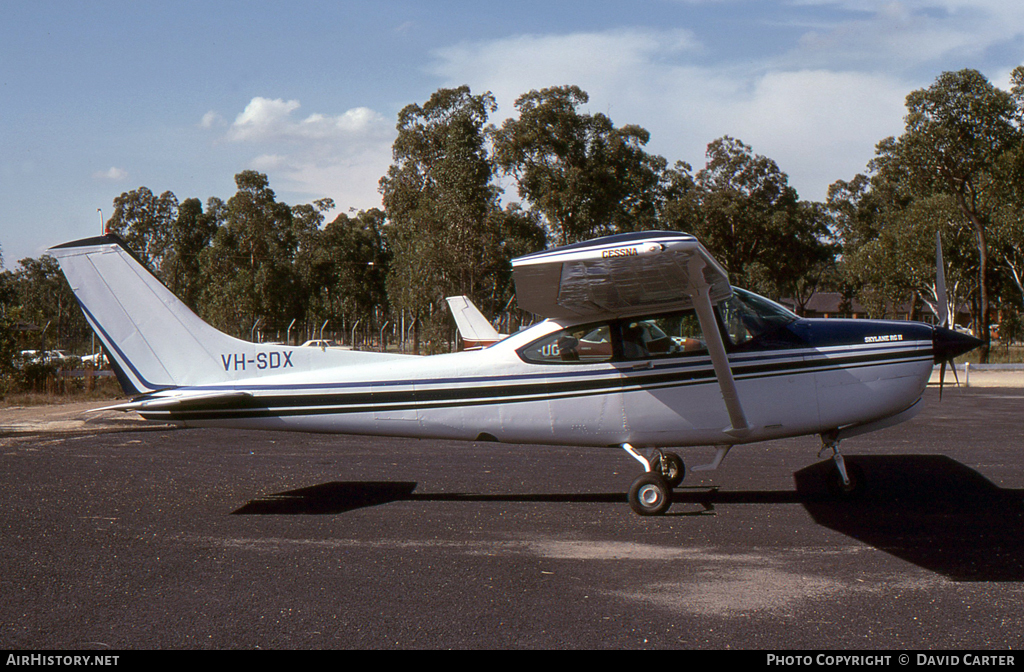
[250,149,392,213]
[775,0,1024,74]
[427,27,919,201]
[225,97,389,144]
[429,28,701,112]
[723,69,909,198]
[200,110,226,129]
[209,97,396,210]
[425,1,1024,200]
[92,166,128,181]
[787,5,976,71]
[249,154,289,171]
[198,2,1024,210]
[226,97,302,142]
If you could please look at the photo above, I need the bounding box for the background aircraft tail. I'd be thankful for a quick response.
[51,235,398,394]
[445,296,505,349]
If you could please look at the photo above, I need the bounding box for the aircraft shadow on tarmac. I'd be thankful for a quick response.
[232,482,625,516]
[232,455,1024,582]
[793,455,1024,582]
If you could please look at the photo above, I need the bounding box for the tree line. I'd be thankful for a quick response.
[4,68,1024,386]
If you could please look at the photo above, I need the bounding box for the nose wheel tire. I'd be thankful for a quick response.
[828,461,866,499]
[628,473,672,516]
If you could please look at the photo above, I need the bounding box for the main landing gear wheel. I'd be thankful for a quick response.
[628,473,673,516]
[656,451,685,488]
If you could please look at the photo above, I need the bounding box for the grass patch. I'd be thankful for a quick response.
[0,374,125,408]
[958,343,1024,364]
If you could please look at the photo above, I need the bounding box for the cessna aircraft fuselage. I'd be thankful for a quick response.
[51,231,979,515]
[120,300,933,449]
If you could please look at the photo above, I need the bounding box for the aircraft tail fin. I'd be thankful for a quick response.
[445,296,504,349]
[50,235,399,394]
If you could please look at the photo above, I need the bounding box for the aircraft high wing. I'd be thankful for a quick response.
[512,231,733,319]
[50,231,981,516]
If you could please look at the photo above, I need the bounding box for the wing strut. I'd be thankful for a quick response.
[686,256,751,438]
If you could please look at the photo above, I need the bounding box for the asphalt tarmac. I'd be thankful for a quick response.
[1,386,1023,650]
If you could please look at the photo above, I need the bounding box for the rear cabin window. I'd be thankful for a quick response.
[519,324,613,364]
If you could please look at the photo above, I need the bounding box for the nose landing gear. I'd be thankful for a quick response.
[819,434,866,498]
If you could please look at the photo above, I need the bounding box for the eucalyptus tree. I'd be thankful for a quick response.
[845,193,975,321]
[380,86,523,352]
[992,186,1024,314]
[477,203,547,326]
[158,197,220,312]
[105,186,179,278]
[870,69,1020,360]
[197,171,303,338]
[303,208,390,345]
[7,255,89,350]
[492,85,667,245]
[683,137,834,302]
[986,67,1024,318]
[0,267,17,385]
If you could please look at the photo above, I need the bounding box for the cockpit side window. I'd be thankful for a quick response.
[617,312,707,360]
[518,323,613,364]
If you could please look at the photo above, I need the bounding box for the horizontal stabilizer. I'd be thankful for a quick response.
[98,390,254,413]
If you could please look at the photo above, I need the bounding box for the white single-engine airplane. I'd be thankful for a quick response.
[51,230,980,515]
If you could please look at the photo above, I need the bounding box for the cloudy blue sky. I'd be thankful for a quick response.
[3,0,1024,267]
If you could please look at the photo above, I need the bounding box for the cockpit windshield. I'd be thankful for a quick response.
[717,288,799,347]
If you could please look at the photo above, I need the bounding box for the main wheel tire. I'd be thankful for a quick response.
[628,473,672,516]
[658,452,685,488]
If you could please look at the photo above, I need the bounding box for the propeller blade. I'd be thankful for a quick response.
[939,359,946,400]
[936,231,949,328]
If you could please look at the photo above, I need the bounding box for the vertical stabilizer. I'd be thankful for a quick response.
[445,296,504,349]
[51,235,397,393]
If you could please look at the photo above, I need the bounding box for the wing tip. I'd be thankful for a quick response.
[49,233,126,252]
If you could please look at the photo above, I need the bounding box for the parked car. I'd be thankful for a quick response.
[14,350,42,367]
[13,349,77,368]
[81,352,109,367]
[43,349,72,363]
[300,339,340,349]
